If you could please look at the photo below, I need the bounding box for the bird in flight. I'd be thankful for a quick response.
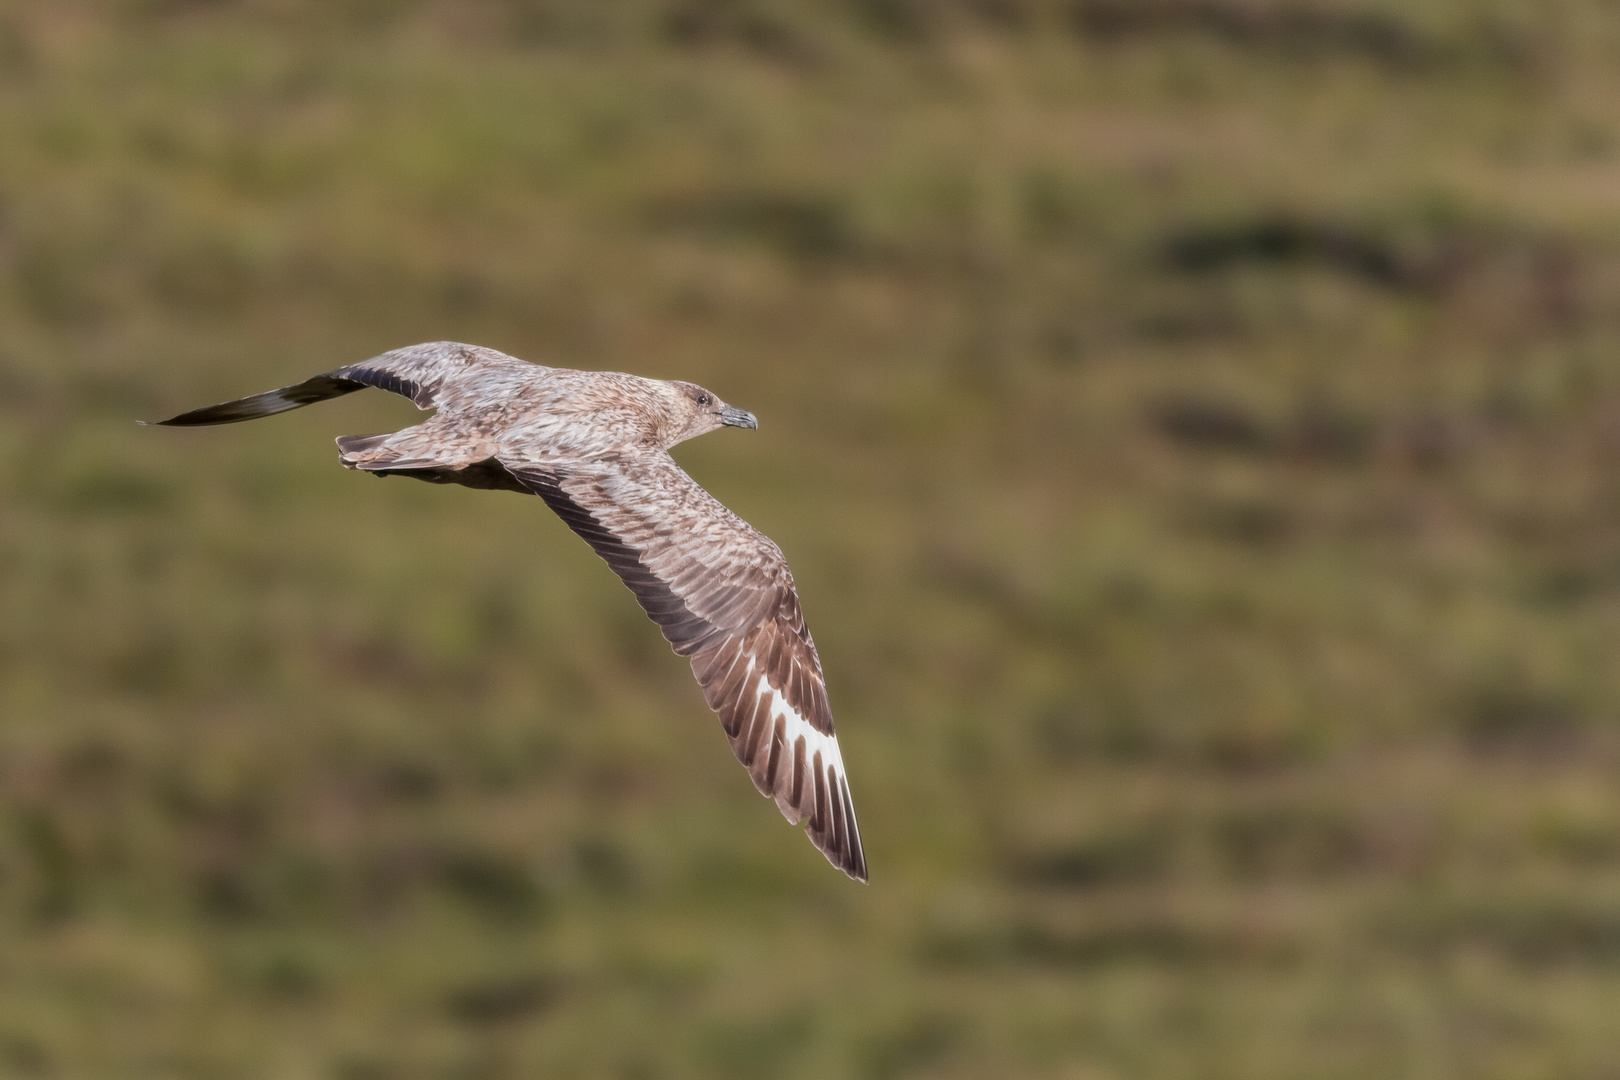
[153,341,866,881]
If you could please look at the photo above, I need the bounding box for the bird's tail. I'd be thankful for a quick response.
[335,431,528,492]
[147,374,364,426]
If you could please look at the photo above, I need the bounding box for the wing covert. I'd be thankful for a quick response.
[153,341,526,426]
[506,454,866,881]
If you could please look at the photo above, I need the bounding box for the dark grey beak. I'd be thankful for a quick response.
[720,405,758,430]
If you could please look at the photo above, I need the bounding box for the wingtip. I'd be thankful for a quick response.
[843,837,869,883]
[812,814,868,883]
[826,845,867,883]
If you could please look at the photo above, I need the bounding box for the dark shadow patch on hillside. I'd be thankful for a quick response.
[1008,804,1379,892]
[170,831,559,926]
[1161,214,1456,293]
[1067,1,1537,73]
[444,972,565,1025]
[1156,213,1594,332]
[646,189,861,265]
[1148,394,1492,471]
[1208,804,1371,879]
[1149,396,1272,454]
[1453,674,1585,757]
[1182,495,1298,549]
[660,2,828,66]
[13,808,80,922]
[1030,699,1326,773]
[1381,896,1620,967]
[1005,829,1174,889]
[662,0,1014,51]
[1129,302,1246,343]
[1516,560,1620,611]
[432,846,554,922]
[921,916,1299,969]
[0,1033,50,1078]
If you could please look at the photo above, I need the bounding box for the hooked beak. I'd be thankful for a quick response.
[720,404,758,430]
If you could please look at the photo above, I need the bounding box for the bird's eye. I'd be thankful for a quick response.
[696,393,711,407]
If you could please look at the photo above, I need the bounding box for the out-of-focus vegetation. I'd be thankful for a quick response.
[5,1,1620,1076]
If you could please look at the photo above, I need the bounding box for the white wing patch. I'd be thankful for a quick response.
[760,683,838,813]
[742,675,862,872]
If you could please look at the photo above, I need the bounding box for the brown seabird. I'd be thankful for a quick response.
[154,341,867,882]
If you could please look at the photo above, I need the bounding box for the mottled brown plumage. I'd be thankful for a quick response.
[154,342,866,882]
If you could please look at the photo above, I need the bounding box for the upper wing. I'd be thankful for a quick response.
[506,453,867,882]
[152,341,519,426]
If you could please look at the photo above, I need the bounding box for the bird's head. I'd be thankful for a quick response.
[656,380,757,447]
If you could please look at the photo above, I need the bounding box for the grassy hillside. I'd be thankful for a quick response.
[5,1,1620,1076]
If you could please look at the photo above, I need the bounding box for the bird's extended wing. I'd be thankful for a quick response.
[152,341,517,426]
[505,453,866,882]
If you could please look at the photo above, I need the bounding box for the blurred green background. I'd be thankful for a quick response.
[5,1,1620,1076]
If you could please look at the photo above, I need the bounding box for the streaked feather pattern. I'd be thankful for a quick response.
[152,342,867,882]
[511,460,865,880]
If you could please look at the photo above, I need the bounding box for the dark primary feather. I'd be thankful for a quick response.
[150,343,460,426]
[154,374,367,426]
